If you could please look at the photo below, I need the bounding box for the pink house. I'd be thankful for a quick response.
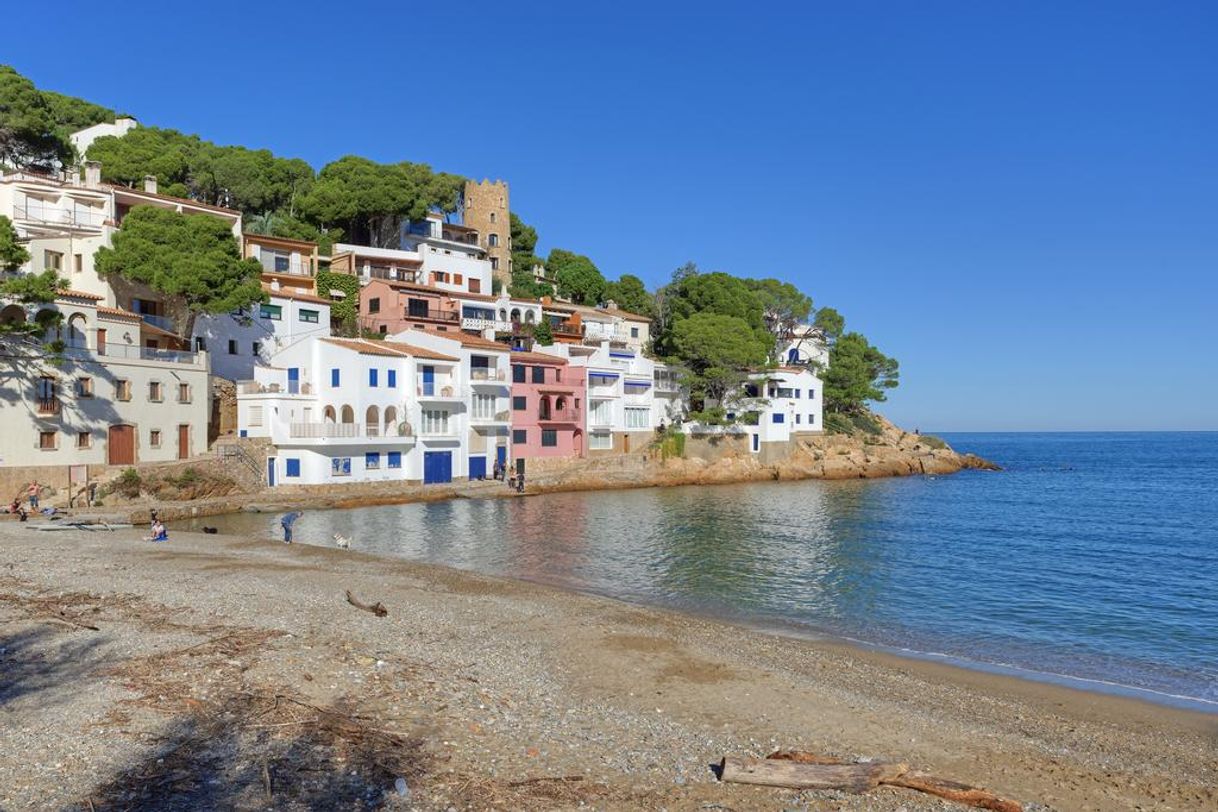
[510,351,585,470]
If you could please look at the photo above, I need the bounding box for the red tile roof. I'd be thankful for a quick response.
[57,289,103,301]
[265,287,330,305]
[405,326,509,351]
[508,350,568,365]
[321,338,458,361]
[96,306,141,321]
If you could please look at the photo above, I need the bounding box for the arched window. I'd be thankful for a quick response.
[555,396,567,412]
[0,304,25,327]
[384,406,398,436]
[323,405,336,423]
[489,212,496,224]
[510,308,521,322]
[498,308,507,321]
[33,308,58,341]
[365,405,379,435]
[67,313,88,349]
[525,310,536,324]
[488,233,499,248]
[787,347,799,363]
[538,396,551,420]
[340,405,354,424]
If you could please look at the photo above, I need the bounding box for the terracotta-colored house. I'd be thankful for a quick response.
[509,351,585,470]
[359,279,462,334]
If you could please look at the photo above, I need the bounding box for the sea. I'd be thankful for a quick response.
[188,432,1218,711]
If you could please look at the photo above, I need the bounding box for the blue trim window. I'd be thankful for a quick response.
[772,413,785,424]
[285,458,301,477]
[331,368,340,387]
[512,429,527,444]
[369,368,378,387]
[388,451,402,469]
[795,390,801,398]
[531,366,545,384]
[331,457,351,476]
[388,369,397,388]
[513,364,526,383]
[366,452,381,469]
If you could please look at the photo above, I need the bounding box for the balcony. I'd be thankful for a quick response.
[238,381,314,395]
[538,407,581,424]
[470,367,506,383]
[405,308,460,324]
[137,312,176,333]
[471,410,511,425]
[64,343,203,366]
[588,411,613,428]
[284,421,415,444]
[552,321,582,338]
[14,201,106,230]
[462,316,516,332]
[35,397,61,416]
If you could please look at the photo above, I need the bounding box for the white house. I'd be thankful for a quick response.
[722,367,824,455]
[193,284,332,382]
[388,327,511,479]
[651,362,685,427]
[780,324,830,369]
[237,337,469,486]
[69,117,139,158]
[537,340,659,454]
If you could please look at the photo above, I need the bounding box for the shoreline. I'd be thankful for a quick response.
[2,522,1214,810]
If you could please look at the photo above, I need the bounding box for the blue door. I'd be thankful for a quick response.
[287,368,299,394]
[267,457,276,487]
[496,446,507,468]
[423,451,452,484]
[469,456,487,480]
[422,365,435,396]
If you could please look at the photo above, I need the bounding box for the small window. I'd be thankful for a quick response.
[512,429,527,444]
[115,379,131,401]
[248,405,264,426]
[630,327,639,338]
[73,253,83,273]
[808,389,815,399]
[252,341,262,356]
[331,368,340,387]
[490,257,499,271]
[195,336,207,352]
[488,233,499,247]
[541,429,557,447]
[379,325,387,334]
[369,368,378,388]
[387,370,397,388]
[228,339,237,355]
[795,390,801,399]
[454,274,463,286]
[531,366,545,384]
[388,451,402,469]
[512,365,526,383]
[273,254,290,272]
[512,395,527,411]
[299,309,319,323]
[365,452,381,470]
[178,383,191,403]
[39,430,57,450]
[44,250,63,270]
[772,413,784,424]
[796,414,802,424]
[285,458,301,478]
[149,429,162,447]
[368,297,381,314]
[489,212,496,224]
[77,431,91,449]
[76,377,93,397]
[808,414,816,425]
[148,381,162,402]
[259,304,282,321]
[331,457,352,477]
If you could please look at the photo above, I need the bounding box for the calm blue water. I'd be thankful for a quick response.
[190,432,1218,709]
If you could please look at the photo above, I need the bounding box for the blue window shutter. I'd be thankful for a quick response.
[773,413,784,424]
[388,452,402,468]
[369,368,378,387]
[285,458,301,477]
[388,370,397,388]
[331,368,340,387]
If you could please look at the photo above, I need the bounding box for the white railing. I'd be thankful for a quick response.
[238,381,313,395]
[14,201,107,229]
[64,343,203,366]
[470,368,505,381]
[471,410,511,423]
[286,421,413,439]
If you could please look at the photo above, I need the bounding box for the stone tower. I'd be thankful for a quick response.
[463,179,511,288]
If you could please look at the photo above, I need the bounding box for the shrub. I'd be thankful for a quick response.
[687,407,727,426]
[849,412,882,436]
[109,468,142,498]
[918,434,948,450]
[651,426,686,460]
[824,413,853,435]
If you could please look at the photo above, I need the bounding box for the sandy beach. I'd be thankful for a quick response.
[1,521,1214,811]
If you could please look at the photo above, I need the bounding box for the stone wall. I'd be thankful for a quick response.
[462,179,512,288]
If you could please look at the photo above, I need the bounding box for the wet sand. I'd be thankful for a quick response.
[1,521,1214,810]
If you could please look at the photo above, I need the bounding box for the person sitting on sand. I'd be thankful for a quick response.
[145,519,168,542]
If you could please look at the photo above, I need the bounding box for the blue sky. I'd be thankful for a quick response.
[7,1,1216,430]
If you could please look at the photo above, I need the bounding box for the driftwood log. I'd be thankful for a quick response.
[719,756,907,793]
[345,590,388,617]
[751,750,1023,812]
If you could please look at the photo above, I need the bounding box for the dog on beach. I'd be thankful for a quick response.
[202,527,218,534]
[333,533,351,550]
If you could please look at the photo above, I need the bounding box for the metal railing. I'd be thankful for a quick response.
[64,343,202,366]
[538,407,580,423]
[136,312,176,332]
[417,384,457,397]
[216,443,264,483]
[36,397,61,415]
[287,421,413,439]
[405,308,461,323]
[13,201,106,229]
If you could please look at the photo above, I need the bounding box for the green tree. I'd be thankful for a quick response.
[0,216,67,346]
[655,269,769,357]
[821,331,900,414]
[94,206,264,336]
[744,277,813,358]
[87,126,201,197]
[41,89,117,133]
[509,213,537,254]
[670,312,770,405]
[0,214,29,271]
[814,306,845,343]
[546,248,605,305]
[189,145,314,214]
[0,65,70,168]
[508,213,552,297]
[602,273,655,318]
[532,320,554,346]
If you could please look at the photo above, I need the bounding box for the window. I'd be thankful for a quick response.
[489,212,496,224]
[75,377,93,398]
[148,381,163,402]
[115,379,131,401]
[228,340,237,355]
[285,458,301,478]
[39,430,57,450]
[73,253,83,273]
[388,451,402,469]
[195,336,207,352]
[512,365,526,383]
[473,393,496,419]
[299,309,319,323]
[541,429,557,447]
[77,431,91,449]
[178,383,191,403]
[369,368,378,387]
[512,429,527,444]
[379,325,387,334]
[589,399,611,426]
[772,413,785,424]
[795,390,801,399]
[776,387,794,399]
[433,272,449,284]
[273,254,290,272]
[331,368,340,387]
[248,405,264,427]
[623,383,649,395]
[366,452,381,470]
[808,389,815,399]
[531,366,545,384]
[421,409,450,435]
[488,233,499,247]
[387,369,397,388]
[454,274,463,286]
[796,414,802,424]
[150,429,162,447]
[590,431,612,450]
[368,297,381,314]
[407,298,429,317]
[625,408,649,429]
[490,257,499,271]
[808,414,816,425]
[44,250,63,270]
[512,395,527,411]
[259,304,282,321]
[630,327,639,338]
[332,457,352,477]
[252,341,262,356]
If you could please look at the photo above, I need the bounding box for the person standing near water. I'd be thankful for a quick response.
[27,481,40,511]
[281,511,302,544]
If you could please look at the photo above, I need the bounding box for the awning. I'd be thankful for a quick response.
[609,351,636,359]
[588,371,619,380]
[624,379,652,387]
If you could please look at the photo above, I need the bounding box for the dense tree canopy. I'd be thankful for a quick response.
[602,274,655,319]
[41,89,117,135]
[0,214,28,271]
[655,268,770,357]
[546,248,605,305]
[821,331,900,414]
[0,215,66,345]
[508,213,553,298]
[670,312,770,404]
[0,65,71,169]
[744,277,813,359]
[814,306,845,342]
[87,126,198,196]
[95,206,264,335]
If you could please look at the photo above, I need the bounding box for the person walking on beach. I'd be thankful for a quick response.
[281,511,302,544]
[27,481,40,511]
[507,468,517,490]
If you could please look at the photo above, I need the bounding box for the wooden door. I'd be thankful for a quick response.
[177,424,190,460]
[108,425,134,465]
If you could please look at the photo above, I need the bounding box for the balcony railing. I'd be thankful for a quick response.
[36,396,61,415]
[472,410,511,423]
[64,343,202,366]
[470,368,505,381]
[13,201,106,229]
[538,407,580,423]
[552,322,581,337]
[238,381,313,395]
[286,421,414,439]
[417,384,457,398]
[405,308,460,323]
[462,316,514,332]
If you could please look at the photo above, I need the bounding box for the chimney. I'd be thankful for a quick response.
[66,167,80,186]
[143,175,158,194]
[84,161,101,188]
[606,299,618,311]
